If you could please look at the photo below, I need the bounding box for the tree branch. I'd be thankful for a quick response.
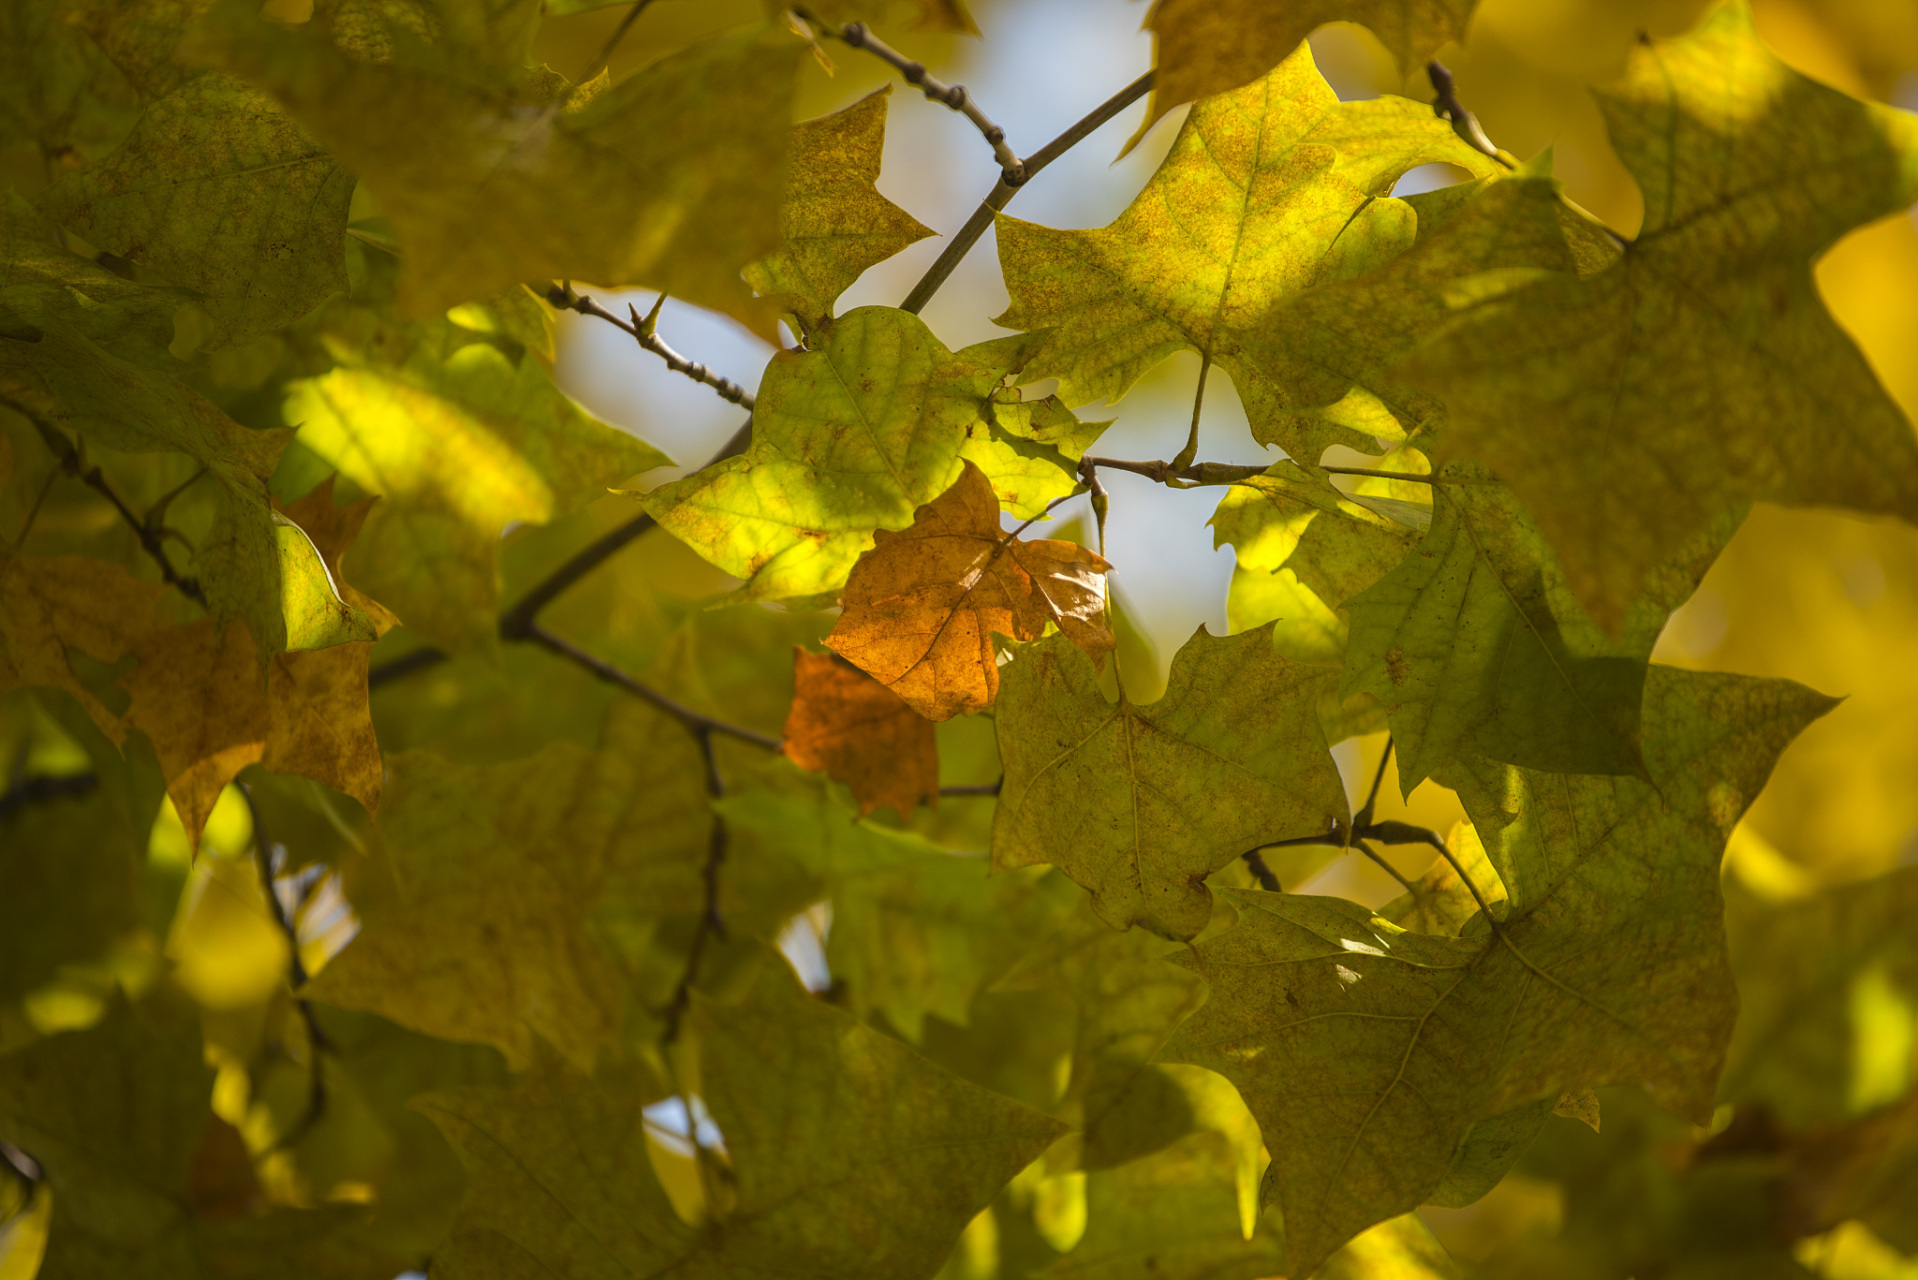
[799,12,1023,181]
[522,623,782,752]
[1426,61,1508,165]
[900,68,1155,315]
[547,285,755,409]
[1242,847,1282,891]
[0,772,98,819]
[662,727,728,1044]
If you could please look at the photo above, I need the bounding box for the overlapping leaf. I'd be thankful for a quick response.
[420,956,1066,1280]
[286,341,661,657]
[1405,3,1918,627]
[825,459,1112,720]
[783,649,939,818]
[993,624,1348,939]
[1341,465,1737,790]
[305,700,710,1070]
[1135,0,1479,145]
[0,548,167,739]
[1164,665,1833,1275]
[644,308,1041,604]
[200,7,803,331]
[743,87,935,330]
[995,40,1495,462]
[42,71,353,346]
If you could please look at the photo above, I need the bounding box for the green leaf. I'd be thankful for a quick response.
[1136,0,1479,145]
[286,341,663,657]
[742,87,935,330]
[0,990,399,1279]
[1425,1096,1554,1209]
[1340,466,1736,790]
[994,39,1495,463]
[1404,3,1918,628]
[0,0,139,162]
[643,307,1039,604]
[991,624,1349,940]
[304,700,711,1070]
[1163,665,1834,1275]
[717,780,1077,1040]
[41,73,353,347]
[200,10,803,332]
[1,191,186,362]
[419,955,1067,1280]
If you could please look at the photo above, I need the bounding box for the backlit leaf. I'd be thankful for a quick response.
[1404,3,1918,627]
[644,308,1040,604]
[1164,666,1833,1274]
[825,459,1113,721]
[992,624,1349,939]
[743,87,936,330]
[995,40,1494,462]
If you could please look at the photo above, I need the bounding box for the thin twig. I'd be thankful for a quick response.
[1426,61,1509,166]
[1170,353,1210,473]
[1242,848,1282,891]
[900,69,1154,314]
[237,781,328,1151]
[547,286,755,409]
[523,623,782,751]
[1079,455,1270,487]
[1353,837,1419,894]
[579,0,659,85]
[801,12,1022,180]
[662,729,728,1045]
[2,393,206,603]
[1369,820,1501,929]
[1353,735,1394,831]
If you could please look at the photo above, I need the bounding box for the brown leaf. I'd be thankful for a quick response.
[825,460,1113,721]
[784,649,939,819]
[0,549,168,739]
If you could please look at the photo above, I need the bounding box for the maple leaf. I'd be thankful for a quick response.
[643,308,1044,604]
[783,648,939,818]
[304,700,710,1070]
[198,8,803,332]
[992,624,1349,939]
[42,72,354,347]
[1135,0,1480,147]
[286,340,662,657]
[1340,464,1737,790]
[1404,2,1918,628]
[995,39,1495,463]
[1163,666,1834,1274]
[824,459,1113,721]
[743,87,936,331]
[418,956,1067,1280]
[0,990,401,1279]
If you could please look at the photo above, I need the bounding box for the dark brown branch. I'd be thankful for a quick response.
[801,13,1022,180]
[1426,61,1510,167]
[662,728,729,1044]
[900,69,1155,314]
[1079,455,1271,487]
[546,286,755,409]
[1242,848,1282,891]
[522,623,782,751]
[2,393,206,604]
[237,781,328,1151]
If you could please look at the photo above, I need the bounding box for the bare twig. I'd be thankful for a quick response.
[547,285,755,409]
[2,393,206,603]
[1426,61,1510,167]
[1079,455,1270,487]
[901,68,1155,314]
[1169,354,1210,473]
[0,772,98,819]
[800,12,1023,181]
[237,781,328,1151]
[662,728,728,1045]
[579,0,660,85]
[523,623,782,752]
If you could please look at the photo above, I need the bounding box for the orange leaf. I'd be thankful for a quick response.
[784,649,939,819]
[0,549,167,740]
[826,460,1113,721]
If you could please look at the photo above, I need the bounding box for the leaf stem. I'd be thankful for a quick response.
[899,68,1155,314]
[1169,353,1210,474]
[1426,61,1510,167]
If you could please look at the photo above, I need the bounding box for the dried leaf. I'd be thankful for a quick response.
[783,648,939,818]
